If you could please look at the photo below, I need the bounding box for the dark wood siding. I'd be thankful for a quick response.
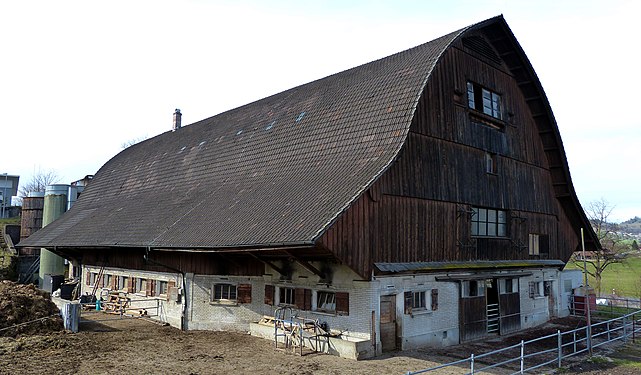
[82,249,264,276]
[319,37,582,278]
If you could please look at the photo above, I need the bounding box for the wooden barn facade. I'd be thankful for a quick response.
[20,16,598,356]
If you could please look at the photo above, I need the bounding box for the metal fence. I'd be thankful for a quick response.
[405,298,641,374]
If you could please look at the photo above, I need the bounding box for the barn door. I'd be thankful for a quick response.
[498,278,521,335]
[380,295,396,351]
[459,280,487,342]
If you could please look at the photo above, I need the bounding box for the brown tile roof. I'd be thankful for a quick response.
[20,20,490,250]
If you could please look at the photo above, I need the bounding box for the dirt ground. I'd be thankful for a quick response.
[1,314,640,375]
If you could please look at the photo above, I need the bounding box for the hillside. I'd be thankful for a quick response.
[620,216,641,235]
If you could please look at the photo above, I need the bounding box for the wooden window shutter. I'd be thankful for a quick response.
[147,279,154,297]
[304,289,312,310]
[431,289,439,311]
[540,235,550,254]
[237,284,252,304]
[336,292,349,315]
[109,275,116,290]
[264,285,274,305]
[404,291,413,314]
[129,277,136,293]
[294,288,305,310]
[86,271,91,286]
[293,288,311,310]
[528,281,535,298]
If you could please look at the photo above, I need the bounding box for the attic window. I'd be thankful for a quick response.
[462,36,502,65]
[467,82,502,120]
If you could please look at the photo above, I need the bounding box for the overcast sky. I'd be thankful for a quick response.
[1,0,639,222]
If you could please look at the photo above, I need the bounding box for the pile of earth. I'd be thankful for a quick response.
[0,280,63,337]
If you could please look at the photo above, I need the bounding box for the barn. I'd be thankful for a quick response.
[20,15,599,357]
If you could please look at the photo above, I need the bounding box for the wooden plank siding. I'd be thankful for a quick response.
[319,35,581,279]
[82,249,264,276]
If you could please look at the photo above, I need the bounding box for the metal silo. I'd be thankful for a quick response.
[38,184,69,288]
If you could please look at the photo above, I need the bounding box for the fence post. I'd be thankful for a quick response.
[623,315,628,343]
[586,324,592,355]
[556,329,563,368]
[573,331,577,353]
[634,313,636,343]
[607,321,610,341]
[520,339,525,374]
[470,353,474,375]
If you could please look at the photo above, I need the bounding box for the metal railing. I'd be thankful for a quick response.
[405,298,641,374]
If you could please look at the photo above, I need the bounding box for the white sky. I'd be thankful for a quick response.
[1,0,639,222]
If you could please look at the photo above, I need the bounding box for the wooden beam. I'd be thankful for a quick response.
[249,253,286,275]
[285,250,325,278]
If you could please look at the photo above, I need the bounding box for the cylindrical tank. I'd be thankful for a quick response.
[39,184,69,287]
[19,192,45,256]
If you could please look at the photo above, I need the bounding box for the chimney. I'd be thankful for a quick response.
[173,108,182,130]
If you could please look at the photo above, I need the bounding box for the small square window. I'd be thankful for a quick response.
[212,283,237,302]
[413,291,426,310]
[485,153,497,174]
[316,291,336,312]
[157,280,168,296]
[467,81,503,120]
[279,287,296,305]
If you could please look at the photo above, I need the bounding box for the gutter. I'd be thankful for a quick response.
[144,247,188,331]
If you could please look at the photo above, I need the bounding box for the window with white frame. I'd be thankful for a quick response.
[412,291,427,310]
[137,278,147,294]
[471,207,507,237]
[211,283,237,302]
[279,287,296,305]
[467,81,503,120]
[461,280,485,298]
[529,281,544,298]
[485,152,497,174]
[316,291,336,312]
[499,278,519,294]
[157,280,168,296]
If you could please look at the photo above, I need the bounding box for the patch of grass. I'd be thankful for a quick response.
[565,256,641,297]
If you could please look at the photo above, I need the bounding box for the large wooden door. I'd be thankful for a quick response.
[380,295,396,351]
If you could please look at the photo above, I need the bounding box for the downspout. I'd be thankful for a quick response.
[144,247,187,331]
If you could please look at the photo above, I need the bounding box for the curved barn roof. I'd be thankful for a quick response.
[21,16,598,251]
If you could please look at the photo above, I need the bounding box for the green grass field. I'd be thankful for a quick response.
[564,256,641,298]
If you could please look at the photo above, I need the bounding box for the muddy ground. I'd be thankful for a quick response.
[0,314,639,375]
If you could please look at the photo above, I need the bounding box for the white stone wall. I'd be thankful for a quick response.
[262,262,377,340]
[519,269,556,329]
[81,266,183,328]
[559,269,583,316]
[374,274,460,350]
[187,274,264,331]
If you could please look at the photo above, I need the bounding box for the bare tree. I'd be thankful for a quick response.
[573,198,630,296]
[18,168,61,197]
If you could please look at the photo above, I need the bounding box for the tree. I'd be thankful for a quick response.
[573,198,629,296]
[18,168,61,198]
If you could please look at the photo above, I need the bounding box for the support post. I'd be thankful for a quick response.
[557,330,562,368]
[470,353,474,374]
[520,340,525,374]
